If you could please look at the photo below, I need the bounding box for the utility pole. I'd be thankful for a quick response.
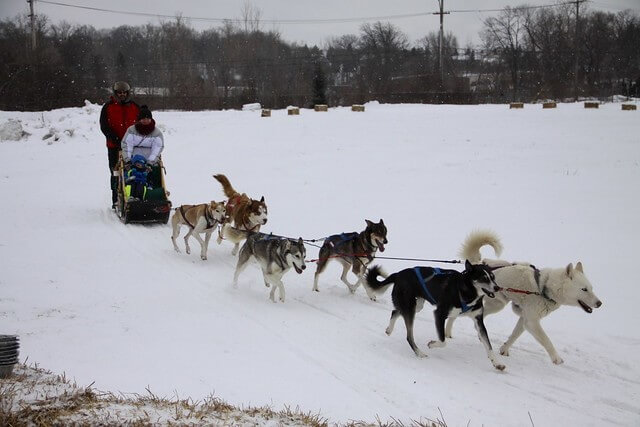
[433,1,450,92]
[28,0,36,51]
[573,0,585,102]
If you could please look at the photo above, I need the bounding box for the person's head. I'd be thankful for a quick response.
[137,105,153,125]
[113,81,131,103]
[131,154,147,169]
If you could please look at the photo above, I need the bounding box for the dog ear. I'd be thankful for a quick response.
[298,237,304,245]
[576,261,583,273]
[565,263,574,277]
[379,219,384,225]
[260,196,265,202]
[465,259,472,270]
[365,219,373,226]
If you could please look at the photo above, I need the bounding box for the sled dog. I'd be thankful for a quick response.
[170,201,226,260]
[213,174,268,255]
[233,232,306,303]
[366,261,505,370]
[450,230,603,364]
[312,219,388,300]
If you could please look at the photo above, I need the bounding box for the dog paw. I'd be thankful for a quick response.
[185,248,191,254]
[494,363,506,371]
[368,295,377,302]
[552,356,564,365]
[279,297,285,303]
[385,328,392,336]
[415,351,428,358]
[499,346,510,356]
[201,255,207,260]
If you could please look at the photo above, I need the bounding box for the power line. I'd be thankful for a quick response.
[37,0,590,25]
[37,1,431,24]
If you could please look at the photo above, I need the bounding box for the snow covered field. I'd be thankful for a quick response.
[1,101,639,425]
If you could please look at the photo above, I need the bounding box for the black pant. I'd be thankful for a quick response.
[108,147,120,204]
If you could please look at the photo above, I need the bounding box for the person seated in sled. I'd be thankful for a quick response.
[125,154,151,201]
[121,105,164,187]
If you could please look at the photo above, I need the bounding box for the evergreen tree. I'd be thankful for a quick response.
[312,62,327,106]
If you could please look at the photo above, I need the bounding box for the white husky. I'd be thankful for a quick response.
[448,230,603,364]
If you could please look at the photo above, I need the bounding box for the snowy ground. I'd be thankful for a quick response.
[1,101,639,426]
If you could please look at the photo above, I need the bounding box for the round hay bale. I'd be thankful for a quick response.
[351,105,365,112]
[287,107,300,116]
[314,104,328,112]
[621,104,636,111]
[542,102,557,109]
[584,102,599,109]
[261,109,271,117]
[510,102,524,109]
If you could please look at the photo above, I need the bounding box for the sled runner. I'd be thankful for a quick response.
[114,154,172,224]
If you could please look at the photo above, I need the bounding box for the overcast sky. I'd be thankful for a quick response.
[2,0,639,47]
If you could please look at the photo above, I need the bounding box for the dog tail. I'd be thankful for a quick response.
[460,229,503,263]
[213,174,238,198]
[365,265,395,295]
[220,223,251,242]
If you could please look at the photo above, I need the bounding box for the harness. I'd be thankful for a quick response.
[225,194,243,215]
[327,232,358,249]
[179,205,218,231]
[490,264,556,305]
[413,267,477,313]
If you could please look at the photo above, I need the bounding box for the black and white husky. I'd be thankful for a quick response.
[313,219,388,300]
[366,261,505,371]
[233,232,306,303]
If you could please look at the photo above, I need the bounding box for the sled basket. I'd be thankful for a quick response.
[114,155,172,224]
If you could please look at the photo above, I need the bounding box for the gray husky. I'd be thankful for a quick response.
[312,219,388,301]
[233,233,307,303]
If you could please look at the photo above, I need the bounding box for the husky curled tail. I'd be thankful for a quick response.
[365,266,392,295]
[460,229,503,264]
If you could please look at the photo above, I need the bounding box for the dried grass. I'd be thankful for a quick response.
[0,363,446,426]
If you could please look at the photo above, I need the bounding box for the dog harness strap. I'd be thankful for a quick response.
[204,206,216,230]
[538,273,557,305]
[459,295,471,313]
[180,205,196,229]
[414,267,437,305]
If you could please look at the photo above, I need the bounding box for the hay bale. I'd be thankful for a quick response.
[622,104,636,111]
[584,101,599,109]
[261,109,271,117]
[510,102,524,109]
[351,105,365,112]
[542,102,557,109]
[314,104,328,112]
[287,107,300,116]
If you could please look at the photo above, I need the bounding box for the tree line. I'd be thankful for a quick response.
[0,4,638,111]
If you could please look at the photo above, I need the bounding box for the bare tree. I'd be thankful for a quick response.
[482,6,528,101]
[358,21,409,96]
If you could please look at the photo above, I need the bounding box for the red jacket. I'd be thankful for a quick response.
[100,96,140,149]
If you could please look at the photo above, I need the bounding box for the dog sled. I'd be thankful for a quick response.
[114,155,172,224]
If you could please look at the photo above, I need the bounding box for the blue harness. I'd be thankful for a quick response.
[413,267,473,313]
[328,232,358,247]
